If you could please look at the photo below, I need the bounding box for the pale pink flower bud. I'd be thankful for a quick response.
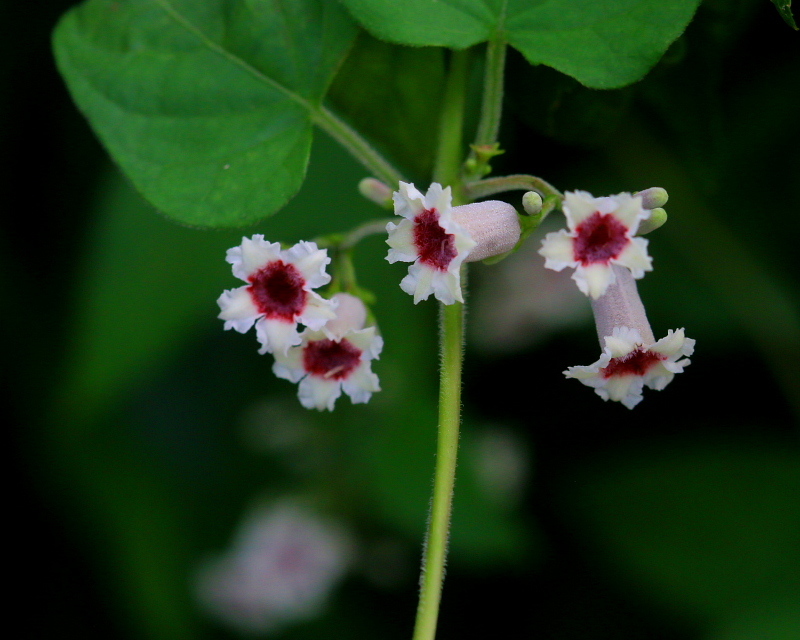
[451,200,520,263]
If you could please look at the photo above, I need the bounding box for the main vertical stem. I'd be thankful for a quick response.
[412,301,465,640]
[411,48,470,640]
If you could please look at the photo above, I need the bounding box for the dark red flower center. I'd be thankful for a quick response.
[248,260,307,321]
[303,338,362,380]
[573,212,629,265]
[414,208,457,272]
[602,347,665,379]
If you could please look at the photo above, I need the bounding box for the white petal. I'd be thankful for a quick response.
[285,241,331,289]
[563,191,598,227]
[539,230,577,271]
[615,237,653,279]
[400,263,434,304]
[298,292,338,331]
[297,377,342,411]
[217,287,260,332]
[572,263,615,299]
[611,193,647,229]
[227,235,282,281]
[385,219,417,263]
[605,375,645,409]
[430,269,462,305]
[643,363,676,391]
[603,327,642,357]
[272,347,305,383]
[650,329,694,358]
[342,362,381,404]
[393,182,426,220]
[255,318,302,355]
[425,182,452,216]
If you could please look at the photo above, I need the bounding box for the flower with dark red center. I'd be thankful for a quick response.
[564,265,694,409]
[217,236,337,355]
[386,182,476,304]
[273,294,383,411]
[539,190,652,299]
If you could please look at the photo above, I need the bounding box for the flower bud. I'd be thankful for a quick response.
[522,191,543,216]
[635,187,669,210]
[451,200,521,262]
[324,293,367,338]
[358,178,393,208]
[636,208,667,235]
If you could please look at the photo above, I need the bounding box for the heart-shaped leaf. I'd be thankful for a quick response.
[53,0,357,227]
[341,0,702,88]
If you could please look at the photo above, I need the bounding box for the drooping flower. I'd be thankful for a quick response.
[194,498,352,634]
[539,190,652,299]
[564,265,694,409]
[273,293,382,411]
[386,182,476,304]
[217,236,337,355]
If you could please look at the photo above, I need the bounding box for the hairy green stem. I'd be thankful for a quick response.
[411,45,473,640]
[433,50,470,190]
[412,299,465,640]
[474,36,507,148]
[465,174,563,200]
[313,106,405,188]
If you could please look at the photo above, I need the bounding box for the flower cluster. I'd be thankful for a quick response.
[218,237,381,410]
[539,191,694,408]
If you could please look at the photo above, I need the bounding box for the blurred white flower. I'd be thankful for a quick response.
[195,499,352,635]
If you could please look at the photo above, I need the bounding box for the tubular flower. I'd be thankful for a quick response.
[386,182,477,304]
[539,190,653,299]
[273,294,382,411]
[217,236,337,355]
[564,265,695,409]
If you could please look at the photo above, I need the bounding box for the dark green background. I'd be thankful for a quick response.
[4,0,800,638]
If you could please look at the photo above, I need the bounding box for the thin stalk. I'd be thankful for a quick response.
[465,173,563,200]
[313,106,405,188]
[411,47,472,640]
[412,299,465,640]
[474,36,507,148]
[433,49,470,190]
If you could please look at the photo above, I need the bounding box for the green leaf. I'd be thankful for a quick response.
[53,0,357,227]
[341,0,702,88]
[771,0,799,30]
[563,440,800,619]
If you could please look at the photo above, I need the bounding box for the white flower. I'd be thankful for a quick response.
[565,326,695,409]
[564,265,695,409]
[386,182,476,304]
[194,499,352,634]
[217,236,337,355]
[273,293,383,411]
[539,190,653,299]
